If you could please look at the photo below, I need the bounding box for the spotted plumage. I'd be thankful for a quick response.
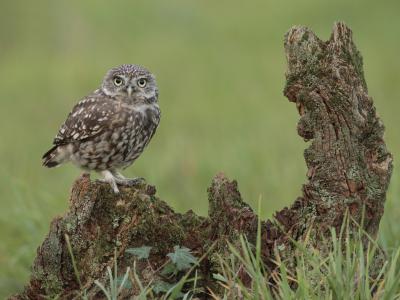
[42,64,161,198]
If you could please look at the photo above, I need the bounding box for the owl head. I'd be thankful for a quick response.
[101,64,158,105]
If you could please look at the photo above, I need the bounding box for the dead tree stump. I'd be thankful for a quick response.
[268,21,393,285]
[7,22,393,299]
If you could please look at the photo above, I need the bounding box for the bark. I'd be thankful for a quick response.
[7,22,393,299]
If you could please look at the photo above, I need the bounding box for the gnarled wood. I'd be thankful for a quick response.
[261,21,393,287]
[7,22,392,299]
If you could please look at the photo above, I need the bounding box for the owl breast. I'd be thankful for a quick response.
[121,104,161,169]
[68,101,160,172]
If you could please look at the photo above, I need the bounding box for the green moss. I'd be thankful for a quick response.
[94,230,112,263]
[357,152,365,167]
[316,53,325,61]
[301,31,310,42]
[297,93,305,103]
[209,253,223,274]
[337,44,368,92]
[315,69,324,78]
[329,98,342,108]
[30,231,64,296]
[376,145,389,163]
[285,70,307,88]
[311,47,317,56]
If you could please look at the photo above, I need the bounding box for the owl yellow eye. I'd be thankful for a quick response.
[114,77,123,86]
[138,79,147,87]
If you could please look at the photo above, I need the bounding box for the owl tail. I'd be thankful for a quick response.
[42,145,69,168]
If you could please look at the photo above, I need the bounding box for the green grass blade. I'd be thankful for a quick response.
[94,280,111,300]
[114,248,117,297]
[65,234,82,289]
[106,266,115,299]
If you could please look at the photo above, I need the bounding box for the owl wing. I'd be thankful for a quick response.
[52,94,143,146]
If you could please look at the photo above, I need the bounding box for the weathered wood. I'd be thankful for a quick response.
[8,172,259,299]
[278,21,393,282]
[7,22,393,299]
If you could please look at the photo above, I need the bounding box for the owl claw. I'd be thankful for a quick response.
[91,179,101,186]
[133,177,147,186]
[115,177,146,187]
[116,190,123,199]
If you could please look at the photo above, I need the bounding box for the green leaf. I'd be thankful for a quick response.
[116,274,134,289]
[161,263,177,275]
[176,258,193,270]
[182,291,192,300]
[169,242,217,300]
[152,280,185,298]
[175,291,186,299]
[125,246,152,260]
[167,246,198,265]
[153,280,174,294]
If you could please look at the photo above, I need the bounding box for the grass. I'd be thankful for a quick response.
[66,236,215,299]
[65,201,400,299]
[209,203,400,300]
[1,0,400,298]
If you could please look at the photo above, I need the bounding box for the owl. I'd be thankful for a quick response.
[42,64,161,198]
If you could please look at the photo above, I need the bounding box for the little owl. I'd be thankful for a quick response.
[42,64,161,198]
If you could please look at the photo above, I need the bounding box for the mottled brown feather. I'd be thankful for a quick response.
[42,64,161,193]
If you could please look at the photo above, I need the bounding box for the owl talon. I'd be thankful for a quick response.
[115,177,146,187]
[133,177,146,185]
[91,179,101,185]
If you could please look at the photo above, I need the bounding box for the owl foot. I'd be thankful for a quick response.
[92,170,147,199]
[92,178,123,199]
[92,171,124,199]
[114,177,147,187]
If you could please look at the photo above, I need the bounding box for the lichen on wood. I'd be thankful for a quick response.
[281,21,393,281]
[8,172,261,299]
[7,22,393,299]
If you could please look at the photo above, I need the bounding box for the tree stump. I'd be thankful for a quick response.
[7,22,393,299]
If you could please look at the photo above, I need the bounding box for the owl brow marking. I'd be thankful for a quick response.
[116,75,128,81]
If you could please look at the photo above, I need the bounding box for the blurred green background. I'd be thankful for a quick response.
[1,0,399,296]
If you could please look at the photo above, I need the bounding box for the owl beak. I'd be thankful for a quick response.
[127,85,133,97]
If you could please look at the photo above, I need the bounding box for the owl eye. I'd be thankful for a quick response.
[137,79,147,87]
[114,77,123,86]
